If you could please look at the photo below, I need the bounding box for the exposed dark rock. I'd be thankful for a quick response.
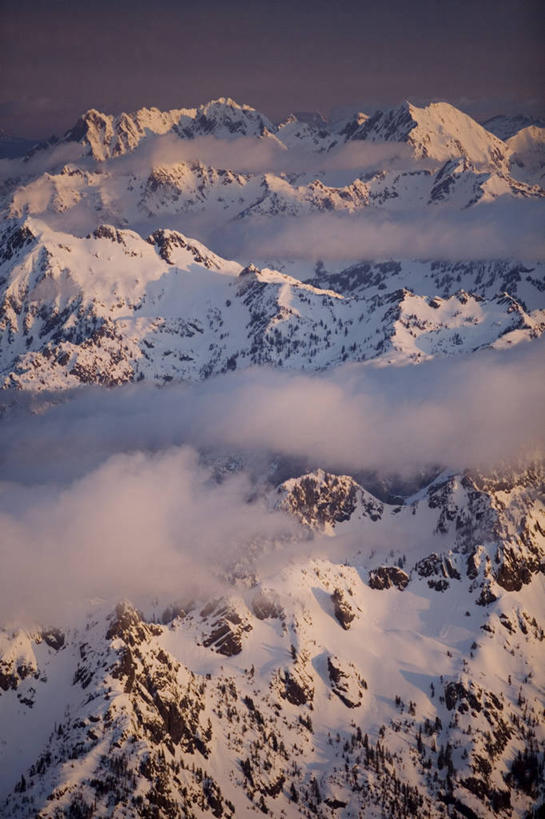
[0,671,18,691]
[202,605,252,656]
[414,552,461,580]
[0,658,35,692]
[327,655,364,708]
[325,798,348,809]
[368,566,409,590]
[106,602,157,645]
[0,225,35,263]
[41,628,65,651]
[147,228,188,263]
[281,668,314,706]
[505,748,543,798]
[91,225,127,244]
[147,228,218,269]
[494,537,543,591]
[239,263,260,277]
[444,681,482,713]
[331,588,355,630]
[476,583,498,606]
[160,603,190,624]
[278,471,383,529]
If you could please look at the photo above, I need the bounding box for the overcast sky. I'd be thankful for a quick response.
[1,0,544,137]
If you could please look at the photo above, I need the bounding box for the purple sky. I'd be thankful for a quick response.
[1,0,544,138]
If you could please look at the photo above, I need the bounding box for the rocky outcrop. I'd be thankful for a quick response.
[277,470,383,530]
[413,552,461,591]
[327,655,367,707]
[331,588,356,630]
[368,566,409,590]
[200,600,253,656]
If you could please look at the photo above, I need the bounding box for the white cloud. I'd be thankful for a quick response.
[1,337,543,624]
[2,341,543,486]
[0,447,297,624]
[209,201,545,263]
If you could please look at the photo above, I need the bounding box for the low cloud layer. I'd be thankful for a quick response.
[0,140,85,182]
[3,130,544,263]
[0,132,414,184]
[116,137,545,262]
[2,114,544,630]
[2,341,543,485]
[0,447,297,624]
[1,342,543,623]
[120,132,417,178]
[208,202,545,263]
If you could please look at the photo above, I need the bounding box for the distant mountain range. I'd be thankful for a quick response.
[1,97,544,391]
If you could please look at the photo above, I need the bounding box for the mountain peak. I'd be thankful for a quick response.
[347,100,510,167]
[185,98,276,140]
[202,96,253,111]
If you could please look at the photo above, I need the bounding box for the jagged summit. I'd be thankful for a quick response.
[64,104,195,160]
[275,469,384,531]
[204,96,250,109]
[331,110,370,140]
[345,100,511,167]
[179,97,276,140]
[62,97,277,160]
[10,97,543,199]
[43,97,537,173]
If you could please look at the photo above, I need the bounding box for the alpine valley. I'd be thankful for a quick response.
[0,97,544,819]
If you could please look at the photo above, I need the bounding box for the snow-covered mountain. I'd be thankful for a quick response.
[1,218,544,390]
[30,98,533,169]
[335,101,511,168]
[0,95,544,818]
[2,98,542,254]
[60,98,278,162]
[7,153,543,236]
[1,464,544,817]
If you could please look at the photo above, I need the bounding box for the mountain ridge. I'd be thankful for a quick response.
[20,98,537,169]
[1,217,544,391]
